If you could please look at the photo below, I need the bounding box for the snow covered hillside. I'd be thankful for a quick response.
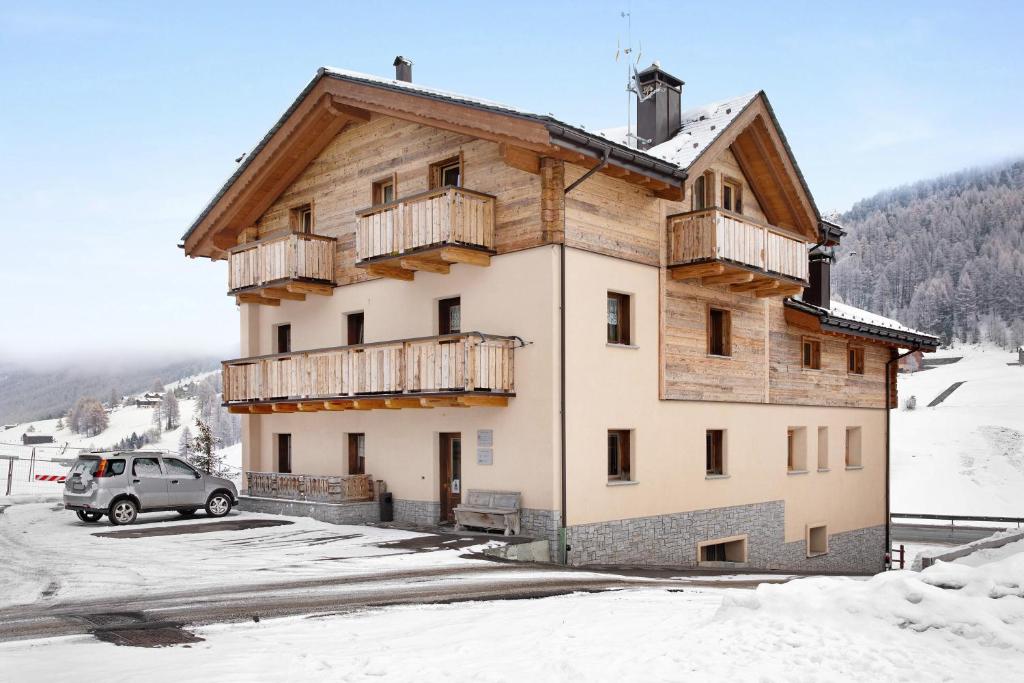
[892,344,1024,516]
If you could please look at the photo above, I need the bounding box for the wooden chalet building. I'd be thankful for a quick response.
[181,59,939,571]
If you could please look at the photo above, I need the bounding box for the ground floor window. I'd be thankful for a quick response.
[698,536,747,564]
[276,433,292,474]
[706,429,725,475]
[607,429,632,481]
[807,524,828,556]
[348,433,365,475]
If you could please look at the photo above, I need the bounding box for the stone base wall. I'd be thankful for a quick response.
[520,508,560,561]
[566,500,885,573]
[240,495,380,525]
[393,498,441,526]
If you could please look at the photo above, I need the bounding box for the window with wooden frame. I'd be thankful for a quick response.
[722,177,743,214]
[438,297,461,335]
[275,324,291,353]
[787,427,807,472]
[348,433,365,475]
[371,175,396,205]
[429,155,462,189]
[707,307,731,357]
[692,171,715,210]
[848,345,865,375]
[276,433,292,474]
[290,204,313,233]
[706,429,725,476]
[801,337,821,370]
[607,292,631,345]
[607,429,632,482]
[346,312,364,346]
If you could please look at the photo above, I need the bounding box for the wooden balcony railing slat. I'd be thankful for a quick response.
[228,233,336,292]
[245,472,375,503]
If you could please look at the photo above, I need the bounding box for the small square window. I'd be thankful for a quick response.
[708,307,731,357]
[346,312,364,346]
[429,156,462,189]
[787,427,807,472]
[607,292,631,345]
[372,176,396,205]
[438,297,461,335]
[807,524,828,556]
[802,337,821,370]
[291,204,313,233]
[706,429,725,475]
[848,346,865,374]
[845,427,862,468]
[607,429,632,481]
[275,324,291,354]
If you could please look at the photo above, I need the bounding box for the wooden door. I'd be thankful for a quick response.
[439,433,462,522]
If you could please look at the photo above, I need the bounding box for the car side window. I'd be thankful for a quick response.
[132,457,161,476]
[107,459,126,476]
[163,458,198,477]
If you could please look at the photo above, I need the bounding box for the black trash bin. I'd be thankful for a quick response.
[379,491,394,522]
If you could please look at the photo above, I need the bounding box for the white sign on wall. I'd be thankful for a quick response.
[477,429,494,465]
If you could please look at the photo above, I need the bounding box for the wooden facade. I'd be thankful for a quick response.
[246,471,375,502]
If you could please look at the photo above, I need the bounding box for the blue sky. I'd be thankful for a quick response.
[1,1,1022,364]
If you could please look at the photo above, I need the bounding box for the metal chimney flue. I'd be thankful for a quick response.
[636,63,684,150]
[803,248,832,309]
[393,56,413,83]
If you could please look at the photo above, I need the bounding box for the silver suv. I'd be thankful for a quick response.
[63,452,238,525]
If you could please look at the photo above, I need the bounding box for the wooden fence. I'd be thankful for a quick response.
[668,208,808,282]
[245,471,375,503]
[228,232,336,291]
[355,187,495,261]
[223,333,516,402]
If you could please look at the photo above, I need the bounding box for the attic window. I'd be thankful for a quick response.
[429,155,462,189]
[722,178,743,214]
[291,204,313,233]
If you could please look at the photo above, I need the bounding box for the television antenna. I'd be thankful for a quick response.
[616,7,655,148]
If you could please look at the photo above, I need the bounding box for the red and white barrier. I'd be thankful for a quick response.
[34,474,66,483]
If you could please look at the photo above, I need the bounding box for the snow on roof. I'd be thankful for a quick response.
[596,92,759,170]
[828,301,930,337]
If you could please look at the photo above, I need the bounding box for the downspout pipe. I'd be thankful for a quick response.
[558,148,611,564]
[885,345,920,569]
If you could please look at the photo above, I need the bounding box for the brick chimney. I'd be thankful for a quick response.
[393,56,413,83]
[636,62,684,150]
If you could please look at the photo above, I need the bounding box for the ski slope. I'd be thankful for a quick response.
[892,344,1024,516]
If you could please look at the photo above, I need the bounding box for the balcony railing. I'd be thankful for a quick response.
[354,187,496,277]
[222,332,516,408]
[245,472,375,503]
[227,231,336,297]
[668,208,809,284]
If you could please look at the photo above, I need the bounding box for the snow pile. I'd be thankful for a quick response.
[719,552,1024,653]
[913,528,1024,569]
[829,300,931,336]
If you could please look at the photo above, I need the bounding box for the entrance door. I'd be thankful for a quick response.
[439,433,462,522]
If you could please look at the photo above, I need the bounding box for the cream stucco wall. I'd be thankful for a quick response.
[564,248,887,542]
[239,246,561,512]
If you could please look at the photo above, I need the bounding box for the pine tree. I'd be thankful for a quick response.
[189,418,227,476]
[151,378,165,393]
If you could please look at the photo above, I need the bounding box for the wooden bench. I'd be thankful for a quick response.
[454,489,521,536]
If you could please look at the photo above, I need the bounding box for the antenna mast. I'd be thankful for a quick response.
[617,5,653,149]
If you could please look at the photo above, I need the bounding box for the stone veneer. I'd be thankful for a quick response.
[393,498,441,526]
[519,508,560,560]
[566,500,885,573]
[239,495,380,525]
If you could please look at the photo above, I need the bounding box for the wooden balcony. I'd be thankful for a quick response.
[667,208,809,298]
[228,232,336,305]
[245,472,375,502]
[355,187,496,280]
[223,332,517,412]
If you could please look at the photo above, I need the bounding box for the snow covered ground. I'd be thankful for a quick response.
[2,549,1022,681]
[892,344,1024,516]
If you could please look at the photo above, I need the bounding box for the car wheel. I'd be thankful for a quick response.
[177,508,198,517]
[76,510,103,523]
[205,492,232,518]
[109,499,138,525]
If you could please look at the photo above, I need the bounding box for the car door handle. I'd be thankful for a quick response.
[170,480,179,484]
[132,479,141,483]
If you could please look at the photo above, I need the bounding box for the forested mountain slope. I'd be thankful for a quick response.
[833,160,1024,346]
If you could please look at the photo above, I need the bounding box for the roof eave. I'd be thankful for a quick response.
[785,299,940,350]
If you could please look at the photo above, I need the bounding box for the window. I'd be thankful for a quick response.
[163,458,198,477]
[801,337,821,370]
[722,178,743,214]
[132,457,161,477]
[807,524,828,556]
[607,429,632,481]
[707,307,731,357]
[429,155,462,189]
[698,536,747,564]
[607,292,631,345]
[346,312,364,346]
[372,176,396,205]
[848,346,865,375]
[787,427,807,472]
[693,174,706,210]
[706,429,725,476]
[438,297,461,335]
[291,204,313,233]
[348,433,365,475]
[275,324,291,353]
[817,427,829,470]
[276,434,292,474]
[845,427,862,468]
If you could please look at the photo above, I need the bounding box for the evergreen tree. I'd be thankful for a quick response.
[151,378,165,393]
[189,418,228,476]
